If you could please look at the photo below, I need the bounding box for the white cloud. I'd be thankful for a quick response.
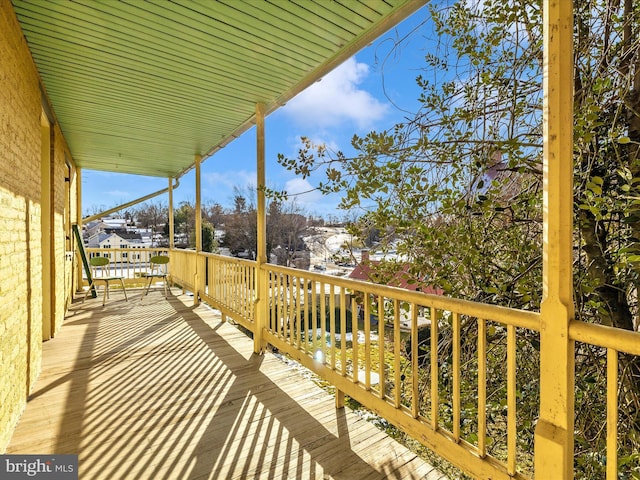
[283,177,343,216]
[203,170,256,190]
[285,177,320,198]
[106,190,130,197]
[283,57,388,130]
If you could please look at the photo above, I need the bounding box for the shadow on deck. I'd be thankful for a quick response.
[7,288,446,480]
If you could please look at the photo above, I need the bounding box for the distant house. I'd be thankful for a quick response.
[133,227,154,244]
[86,232,152,263]
[84,218,128,238]
[348,250,443,296]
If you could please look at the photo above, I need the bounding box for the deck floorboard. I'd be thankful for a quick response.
[7,289,446,480]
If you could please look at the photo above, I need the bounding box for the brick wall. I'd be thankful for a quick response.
[0,0,77,451]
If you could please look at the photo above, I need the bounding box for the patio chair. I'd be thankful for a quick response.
[142,255,170,298]
[82,256,128,306]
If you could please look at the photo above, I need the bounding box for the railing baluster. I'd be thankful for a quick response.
[294,276,301,349]
[224,260,228,310]
[245,264,249,318]
[253,264,257,321]
[507,324,517,476]
[352,296,359,384]
[340,287,347,376]
[238,263,242,314]
[364,295,371,390]
[287,274,293,345]
[215,258,218,306]
[320,281,326,365]
[237,262,242,316]
[227,262,233,312]
[378,295,385,400]
[269,272,275,333]
[453,311,460,442]
[302,276,308,354]
[270,272,276,336]
[278,273,285,339]
[232,263,238,313]
[330,286,336,370]
[221,262,227,310]
[394,299,401,409]
[241,263,245,317]
[311,279,317,357]
[223,259,227,307]
[431,306,439,430]
[411,303,419,418]
[478,318,487,458]
[607,348,618,479]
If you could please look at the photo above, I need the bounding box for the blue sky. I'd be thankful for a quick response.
[81,7,429,219]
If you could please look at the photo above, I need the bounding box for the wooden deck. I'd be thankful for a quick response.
[7,288,446,480]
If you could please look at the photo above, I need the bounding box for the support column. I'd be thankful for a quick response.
[534,2,575,479]
[194,154,202,306]
[168,177,175,250]
[76,167,83,292]
[40,111,52,341]
[254,103,267,354]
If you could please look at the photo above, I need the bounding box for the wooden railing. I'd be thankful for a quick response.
[201,254,257,332]
[166,249,640,479]
[569,321,640,479]
[169,248,198,293]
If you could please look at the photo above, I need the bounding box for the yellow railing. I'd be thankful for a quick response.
[260,264,539,480]
[569,321,640,479]
[199,252,257,333]
[168,250,640,479]
[169,249,198,293]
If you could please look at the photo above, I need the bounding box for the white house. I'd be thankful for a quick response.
[87,232,153,263]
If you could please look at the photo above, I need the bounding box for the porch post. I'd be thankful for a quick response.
[168,177,175,249]
[76,167,84,292]
[40,110,53,340]
[534,1,575,479]
[254,102,267,353]
[194,154,202,306]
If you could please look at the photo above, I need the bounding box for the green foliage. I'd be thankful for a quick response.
[221,187,311,263]
[201,221,215,253]
[276,0,640,476]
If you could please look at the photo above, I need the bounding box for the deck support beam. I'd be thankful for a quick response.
[255,103,267,354]
[534,2,575,478]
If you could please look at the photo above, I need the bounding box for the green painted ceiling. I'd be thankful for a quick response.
[12,0,425,178]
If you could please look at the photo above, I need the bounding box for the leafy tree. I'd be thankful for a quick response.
[222,187,310,264]
[135,201,167,237]
[174,201,195,247]
[267,199,310,267]
[203,201,225,228]
[188,221,216,252]
[221,188,257,256]
[277,1,640,476]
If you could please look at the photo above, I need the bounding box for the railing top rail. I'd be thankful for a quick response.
[570,320,640,355]
[262,262,540,331]
[85,247,170,251]
[170,248,197,255]
[197,251,257,266]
